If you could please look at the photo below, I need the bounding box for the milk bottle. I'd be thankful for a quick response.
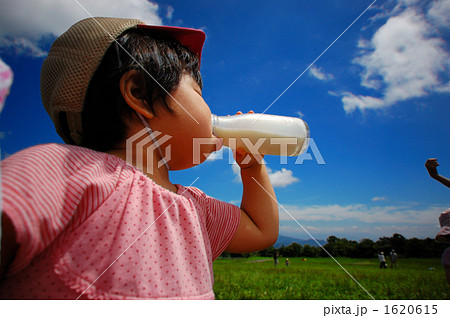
[211,113,309,156]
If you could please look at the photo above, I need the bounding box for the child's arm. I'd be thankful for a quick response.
[226,149,279,253]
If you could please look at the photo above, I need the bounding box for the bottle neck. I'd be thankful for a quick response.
[211,114,218,135]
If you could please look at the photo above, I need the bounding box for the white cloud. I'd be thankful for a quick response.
[0,0,162,57]
[427,0,450,28]
[278,203,445,240]
[308,65,334,81]
[205,147,226,161]
[327,91,339,97]
[230,161,299,188]
[341,92,386,113]
[371,196,387,202]
[0,37,47,57]
[231,160,241,182]
[342,5,450,113]
[166,6,175,21]
[267,167,299,188]
[280,223,437,241]
[279,203,444,225]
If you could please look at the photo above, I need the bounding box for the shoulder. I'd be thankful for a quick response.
[176,185,229,212]
[2,143,127,176]
[174,186,208,219]
[1,143,135,215]
[3,143,100,167]
[177,185,207,201]
[3,143,116,159]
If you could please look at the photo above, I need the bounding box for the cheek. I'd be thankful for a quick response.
[186,95,213,136]
[167,133,220,169]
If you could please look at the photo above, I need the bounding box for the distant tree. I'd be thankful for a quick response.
[346,239,359,258]
[321,236,337,257]
[390,233,406,255]
[282,242,302,257]
[416,238,446,258]
[238,234,448,260]
[334,238,351,257]
[375,236,391,255]
[256,246,277,257]
[322,236,357,257]
[402,237,447,258]
[405,238,422,258]
[277,245,285,257]
[327,236,339,244]
[313,246,322,257]
[219,251,231,259]
[355,238,376,258]
[228,253,252,258]
[302,244,320,257]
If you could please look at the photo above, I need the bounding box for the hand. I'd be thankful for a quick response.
[425,158,439,179]
[232,110,265,169]
[234,148,265,170]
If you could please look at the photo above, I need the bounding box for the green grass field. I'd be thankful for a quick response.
[213,257,450,300]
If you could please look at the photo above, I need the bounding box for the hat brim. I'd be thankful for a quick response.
[137,24,206,65]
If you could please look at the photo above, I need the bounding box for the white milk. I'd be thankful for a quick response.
[211,113,310,156]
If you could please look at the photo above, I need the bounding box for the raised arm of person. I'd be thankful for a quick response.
[425,158,450,188]
[226,147,279,253]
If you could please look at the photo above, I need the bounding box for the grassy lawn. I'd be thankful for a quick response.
[213,257,450,300]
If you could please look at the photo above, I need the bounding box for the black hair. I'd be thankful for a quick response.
[80,29,202,151]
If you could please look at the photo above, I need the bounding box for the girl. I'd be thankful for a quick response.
[0,17,279,299]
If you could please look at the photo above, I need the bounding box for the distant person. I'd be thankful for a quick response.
[436,209,450,285]
[425,158,450,188]
[378,252,386,269]
[285,258,290,267]
[274,251,279,266]
[389,249,398,268]
[425,158,450,284]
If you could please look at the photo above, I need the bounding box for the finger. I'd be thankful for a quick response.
[425,159,438,167]
[236,111,243,115]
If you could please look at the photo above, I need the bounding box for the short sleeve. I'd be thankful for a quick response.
[204,195,241,260]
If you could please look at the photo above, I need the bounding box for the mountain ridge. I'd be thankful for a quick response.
[274,235,326,248]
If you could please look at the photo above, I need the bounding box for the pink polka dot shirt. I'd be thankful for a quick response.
[0,144,240,299]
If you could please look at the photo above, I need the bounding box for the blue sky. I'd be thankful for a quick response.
[0,0,449,242]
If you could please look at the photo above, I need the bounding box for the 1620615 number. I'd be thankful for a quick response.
[384,305,437,315]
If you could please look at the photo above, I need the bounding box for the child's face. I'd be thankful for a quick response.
[148,74,222,170]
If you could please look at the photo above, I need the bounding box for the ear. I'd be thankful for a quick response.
[119,70,153,119]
